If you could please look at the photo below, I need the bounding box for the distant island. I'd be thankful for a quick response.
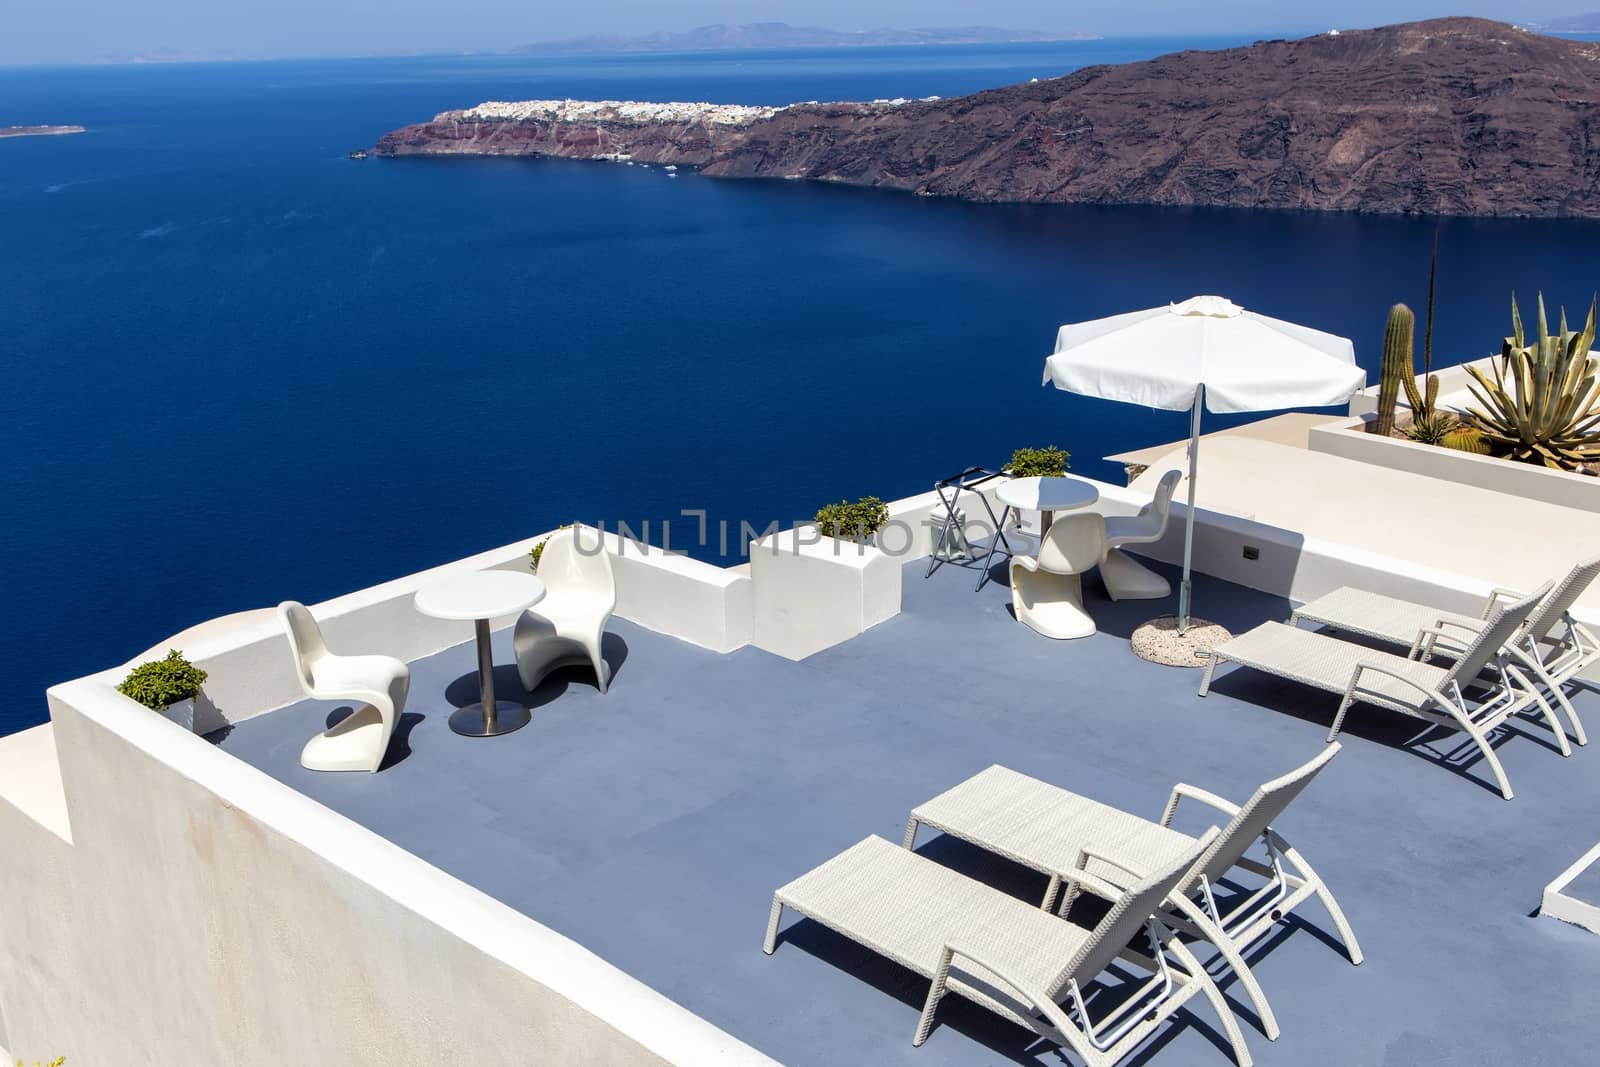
[1532,12,1600,31]
[512,22,1099,55]
[0,125,85,139]
[375,18,1600,218]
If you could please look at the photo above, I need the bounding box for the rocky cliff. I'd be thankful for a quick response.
[374,18,1600,217]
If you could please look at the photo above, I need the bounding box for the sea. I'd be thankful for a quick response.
[4,37,1598,736]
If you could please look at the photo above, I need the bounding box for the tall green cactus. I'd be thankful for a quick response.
[1376,304,1415,436]
[1401,234,1444,424]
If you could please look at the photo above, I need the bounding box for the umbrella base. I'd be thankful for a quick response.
[1131,616,1233,668]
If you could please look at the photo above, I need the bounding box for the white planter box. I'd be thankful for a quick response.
[1308,415,1600,512]
[158,697,197,732]
[750,528,901,660]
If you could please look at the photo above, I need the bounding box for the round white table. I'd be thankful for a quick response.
[979,476,1102,588]
[415,571,545,737]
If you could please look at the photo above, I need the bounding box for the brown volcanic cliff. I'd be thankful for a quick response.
[375,18,1600,217]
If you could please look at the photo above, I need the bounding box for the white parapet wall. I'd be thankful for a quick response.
[147,528,752,732]
[0,678,776,1065]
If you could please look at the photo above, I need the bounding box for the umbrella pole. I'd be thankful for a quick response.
[1178,383,1203,633]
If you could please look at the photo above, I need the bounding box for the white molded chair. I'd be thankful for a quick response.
[1011,512,1107,640]
[279,601,410,773]
[515,525,617,694]
[1102,469,1181,601]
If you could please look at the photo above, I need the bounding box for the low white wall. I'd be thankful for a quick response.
[1309,415,1600,513]
[0,680,774,1066]
[1128,491,1529,620]
[1542,842,1600,937]
[598,531,752,654]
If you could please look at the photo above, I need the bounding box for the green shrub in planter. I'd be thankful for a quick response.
[117,650,207,711]
[814,496,890,544]
[529,524,572,573]
[1008,446,1071,478]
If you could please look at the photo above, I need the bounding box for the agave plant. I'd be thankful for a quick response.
[1462,294,1600,470]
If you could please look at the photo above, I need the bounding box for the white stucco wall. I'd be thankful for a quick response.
[0,680,774,1065]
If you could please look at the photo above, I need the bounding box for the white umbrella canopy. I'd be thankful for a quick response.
[1042,295,1365,636]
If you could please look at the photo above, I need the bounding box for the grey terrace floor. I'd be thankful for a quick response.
[217,559,1600,1066]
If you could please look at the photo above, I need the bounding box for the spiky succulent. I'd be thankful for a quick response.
[1404,411,1454,446]
[1462,294,1600,470]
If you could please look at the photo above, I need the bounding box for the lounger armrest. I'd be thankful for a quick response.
[1409,622,1476,661]
[1482,586,1526,620]
[1055,863,1130,903]
[1161,783,1241,827]
[1344,662,1441,706]
[1074,845,1149,887]
[934,941,1065,1024]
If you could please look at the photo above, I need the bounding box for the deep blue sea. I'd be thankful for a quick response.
[5,38,1599,735]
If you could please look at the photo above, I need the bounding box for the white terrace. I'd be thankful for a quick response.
[3,398,1600,1065]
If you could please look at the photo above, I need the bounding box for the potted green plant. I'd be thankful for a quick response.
[118,649,208,731]
[813,496,890,546]
[529,524,572,573]
[1007,446,1071,478]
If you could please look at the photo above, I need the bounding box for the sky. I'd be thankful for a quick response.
[0,1,1572,65]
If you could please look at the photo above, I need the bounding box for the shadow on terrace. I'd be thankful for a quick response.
[215,558,1600,1066]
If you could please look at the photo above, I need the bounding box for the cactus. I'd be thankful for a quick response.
[1405,411,1454,446]
[1462,293,1600,470]
[1398,234,1445,424]
[1440,426,1491,455]
[1376,304,1414,436]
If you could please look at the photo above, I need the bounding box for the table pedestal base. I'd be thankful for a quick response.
[449,701,532,737]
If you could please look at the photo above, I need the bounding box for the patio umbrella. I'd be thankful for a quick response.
[1042,295,1364,638]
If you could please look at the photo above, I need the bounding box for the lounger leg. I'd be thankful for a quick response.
[1327,692,1355,743]
[1168,937,1253,1067]
[1274,836,1363,965]
[1166,894,1279,1041]
[1516,645,1586,747]
[1533,688,1572,758]
[1041,873,1063,914]
[1199,654,1222,698]
[1551,683,1588,747]
[763,898,784,955]
[1460,719,1514,801]
[902,817,920,850]
[914,947,955,1046]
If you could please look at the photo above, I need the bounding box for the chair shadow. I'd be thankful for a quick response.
[442,632,631,710]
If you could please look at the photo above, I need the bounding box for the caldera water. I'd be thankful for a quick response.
[4,38,1596,735]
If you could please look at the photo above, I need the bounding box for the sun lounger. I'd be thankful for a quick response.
[764,831,1252,1066]
[1290,556,1600,746]
[1200,585,1564,800]
[902,748,1359,1042]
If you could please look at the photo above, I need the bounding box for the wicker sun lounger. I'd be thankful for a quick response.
[1290,555,1600,747]
[1201,585,1564,800]
[902,748,1360,1042]
[764,831,1253,1066]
